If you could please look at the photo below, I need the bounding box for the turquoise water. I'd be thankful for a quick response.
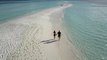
[64,1,107,60]
[0,1,58,22]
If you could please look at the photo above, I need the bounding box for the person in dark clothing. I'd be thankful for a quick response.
[53,30,57,40]
[57,30,61,40]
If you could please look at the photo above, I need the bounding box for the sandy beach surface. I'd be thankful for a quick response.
[0,4,80,60]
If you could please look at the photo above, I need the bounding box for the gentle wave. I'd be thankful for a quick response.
[64,1,107,60]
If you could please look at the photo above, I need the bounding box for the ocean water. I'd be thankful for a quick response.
[0,1,58,22]
[64,1,107,60]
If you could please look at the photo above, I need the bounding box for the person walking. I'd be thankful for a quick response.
[53,30,57,40]
[57,30,61,40]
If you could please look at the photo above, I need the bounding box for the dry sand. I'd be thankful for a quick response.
[0,4,80,60]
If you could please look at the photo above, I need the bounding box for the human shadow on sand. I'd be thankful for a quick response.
[40,39,58,44]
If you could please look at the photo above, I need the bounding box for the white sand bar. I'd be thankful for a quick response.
[0,4,81,60]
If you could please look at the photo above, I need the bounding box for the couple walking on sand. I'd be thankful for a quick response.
[53,30,61,40]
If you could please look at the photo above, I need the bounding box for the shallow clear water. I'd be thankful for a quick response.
[64,1,107,60]
[0,1,58,22]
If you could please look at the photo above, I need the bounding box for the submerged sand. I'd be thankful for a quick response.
[0,4,81,60]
